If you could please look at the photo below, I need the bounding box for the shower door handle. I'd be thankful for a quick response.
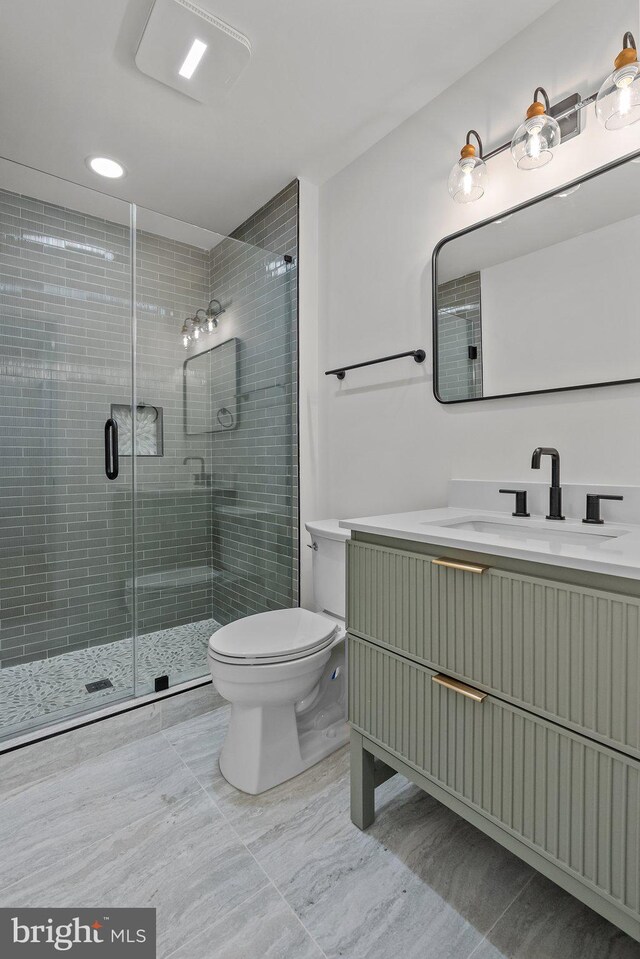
[104,418,119,480]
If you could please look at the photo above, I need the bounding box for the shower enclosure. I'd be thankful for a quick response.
[0,159,298,744]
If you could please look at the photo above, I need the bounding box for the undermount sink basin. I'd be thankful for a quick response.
[435,519,619,546]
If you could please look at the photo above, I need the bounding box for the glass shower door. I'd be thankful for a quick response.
[132,207,298,694]
[0,161,136,741]
[132,208,223,694]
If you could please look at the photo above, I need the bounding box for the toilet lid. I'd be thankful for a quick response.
[209,608,337,663]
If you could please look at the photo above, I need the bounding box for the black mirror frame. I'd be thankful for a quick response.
[432,146,640,404]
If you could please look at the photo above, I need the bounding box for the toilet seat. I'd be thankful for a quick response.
[208,608,338,666]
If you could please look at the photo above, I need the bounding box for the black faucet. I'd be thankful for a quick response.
[531,447,565,520]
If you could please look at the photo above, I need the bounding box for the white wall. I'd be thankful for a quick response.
[315,0,640,526]
[481,213,640,395]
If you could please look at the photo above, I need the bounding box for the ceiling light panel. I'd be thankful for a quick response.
[135,0,251,103]
[178,39,208,79]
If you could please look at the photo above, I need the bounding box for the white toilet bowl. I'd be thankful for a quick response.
[208,519,350,795]
[209,607,347,794]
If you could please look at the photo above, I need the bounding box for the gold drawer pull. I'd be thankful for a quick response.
[432,673,487,702]
[432,557,489,575]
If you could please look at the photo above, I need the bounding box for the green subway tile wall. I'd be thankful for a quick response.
[207,180,298,622]
[0,180,298,672]
[436,271,483,401]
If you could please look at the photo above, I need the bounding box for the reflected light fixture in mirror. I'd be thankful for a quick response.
[448,130,487,203]
[510,87,561,170]
[596,32,640,130]
[181,319,191,349]
[191,314,203,341]
[205,298,225,331]
[181,299,225,348]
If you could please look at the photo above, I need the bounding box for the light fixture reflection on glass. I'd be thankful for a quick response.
[596,32,640,130]
[206,298,225,329]
[179,39,207,79]
[556,183,581,198]
[179,300,225,348]
[448,130,487,203]
[510,87,560,170]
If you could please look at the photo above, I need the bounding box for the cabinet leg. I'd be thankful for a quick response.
[350,728,376,829]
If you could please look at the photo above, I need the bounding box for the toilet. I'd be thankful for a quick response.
[208,519,350,794]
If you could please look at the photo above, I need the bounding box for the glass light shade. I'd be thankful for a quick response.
[448,155,487,203]
[596,62,640,129]
[510,113,561,170]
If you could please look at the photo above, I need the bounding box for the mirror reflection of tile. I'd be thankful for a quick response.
[184,337,239,435]
[111,403,164,456]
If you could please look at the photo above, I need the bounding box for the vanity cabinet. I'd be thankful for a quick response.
[348,534,640,941]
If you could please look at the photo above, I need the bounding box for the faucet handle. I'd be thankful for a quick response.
[499,489,530,518]
[582,494,623,525]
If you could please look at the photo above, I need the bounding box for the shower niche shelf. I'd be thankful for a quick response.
[111,403,164,456]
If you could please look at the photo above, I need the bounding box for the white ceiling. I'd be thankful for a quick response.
[0,0,559,236]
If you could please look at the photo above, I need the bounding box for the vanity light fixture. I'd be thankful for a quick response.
[448,130,487,203]
[596,32,640,130]
[444,28,640,202]
[510,87,561,170]
[181,318,192,349]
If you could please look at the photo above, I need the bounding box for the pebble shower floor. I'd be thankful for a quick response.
[0,619,220,740]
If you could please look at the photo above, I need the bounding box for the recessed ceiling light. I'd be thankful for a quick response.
[179,38,207,79]
[87,156,125,179]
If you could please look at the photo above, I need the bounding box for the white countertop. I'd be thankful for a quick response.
[339,506,640,581]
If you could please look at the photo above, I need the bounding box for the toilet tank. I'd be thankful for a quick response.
[305,519,350,620]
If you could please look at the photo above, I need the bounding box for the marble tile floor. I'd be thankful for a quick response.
[1,702,638,959]
[0,619,220,740]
